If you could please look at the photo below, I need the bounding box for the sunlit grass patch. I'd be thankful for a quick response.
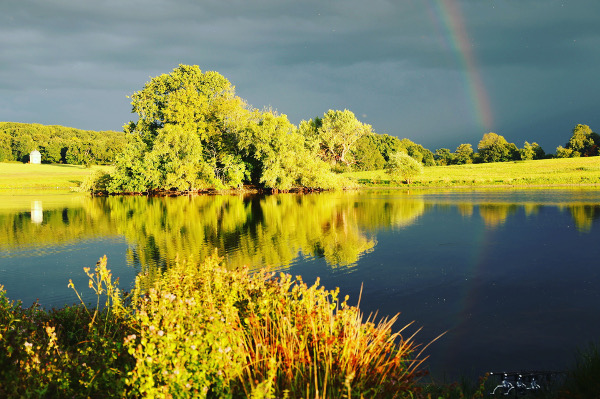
[345,157,600,187]
[0,162,113,191]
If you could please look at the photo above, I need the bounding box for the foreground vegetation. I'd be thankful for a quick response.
[346,156,600,187]
[0,255,433,398]
[1,255,597,398]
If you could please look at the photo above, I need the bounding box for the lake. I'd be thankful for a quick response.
[1,188,599,380]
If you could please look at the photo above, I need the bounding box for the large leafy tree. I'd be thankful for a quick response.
[385,151,424,184]
[434,148,453,166]
[110,65,347,192]
[112,65,249,191]
[519,141,545,161]
[477,132,519,163]
[351,135,387,171]
[301,109,372,167]
[562,124,599,157]
[453,143,474,164]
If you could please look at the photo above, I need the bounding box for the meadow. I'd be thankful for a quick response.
[0,162,112,191]
[2,157,600,193]
[345,156,600,187]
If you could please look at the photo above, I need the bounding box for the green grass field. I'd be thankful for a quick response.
[345,156,600,187]
[0,162,112,191]
[2,157,600,192]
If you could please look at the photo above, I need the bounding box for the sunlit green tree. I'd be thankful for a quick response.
[563,124,599,157]
[301,109,372,167]
[477,132,518,163]
[385,151,424,184]
[453,143,474,164]
[434,148,453,166]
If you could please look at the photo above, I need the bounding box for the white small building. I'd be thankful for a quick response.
[30,149,41,164]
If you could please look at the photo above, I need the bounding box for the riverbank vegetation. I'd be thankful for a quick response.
[0,254,432,398]
[1,254,596,398]
[2,153,599,194]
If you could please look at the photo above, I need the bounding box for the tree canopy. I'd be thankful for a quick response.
[476,132,519,163]
[385,151,424,184]
[0,122,125,165]
[556,124,599,158]
[109,65,349,193]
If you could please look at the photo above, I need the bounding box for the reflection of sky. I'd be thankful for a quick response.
[288,202,600,380]
[1,237,135,309]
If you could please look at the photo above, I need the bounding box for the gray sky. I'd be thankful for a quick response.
[2,0,599,152]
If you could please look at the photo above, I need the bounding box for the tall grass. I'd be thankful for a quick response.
[558,343,600,398]
[0,254,431,398]
[128,254,432,398]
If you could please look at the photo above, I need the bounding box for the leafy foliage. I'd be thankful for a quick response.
[0,257,134,398]
[476,132,519,163]
[110,65,349,192]
[0,122,125,165]
[385,151,424,184]
[454,143,474,164]
[556,124,599,158]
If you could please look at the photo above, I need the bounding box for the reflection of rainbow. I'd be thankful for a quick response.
[426,0,494,131]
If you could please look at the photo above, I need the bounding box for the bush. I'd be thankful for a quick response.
[385,152,424,184]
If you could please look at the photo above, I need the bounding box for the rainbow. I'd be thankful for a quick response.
[426,0,494,132]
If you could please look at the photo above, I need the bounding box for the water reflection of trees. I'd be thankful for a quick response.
[478,204,518,228]
[2,193,598,274]
[567,204,600,232]
[90,193,428,273]
[0,197,119,254]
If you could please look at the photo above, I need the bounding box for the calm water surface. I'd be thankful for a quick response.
[1,189,599,379]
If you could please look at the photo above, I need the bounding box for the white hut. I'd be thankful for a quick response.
[30,149,41,164]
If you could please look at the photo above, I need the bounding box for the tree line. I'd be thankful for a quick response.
[106,65,441,193]
[434,124,599,166]
[2,64,597,191]
[0,122,126,165]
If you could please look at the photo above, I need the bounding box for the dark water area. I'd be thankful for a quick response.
[1,189,599,380]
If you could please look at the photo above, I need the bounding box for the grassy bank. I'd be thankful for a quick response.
[345,157,600,187]
[0,255,432,398]
[0,162,112,191]
[3,157,600,194]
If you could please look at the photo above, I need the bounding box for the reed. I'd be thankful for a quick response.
[127,254,431,398]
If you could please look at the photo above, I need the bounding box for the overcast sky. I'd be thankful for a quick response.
[2,0,599,152]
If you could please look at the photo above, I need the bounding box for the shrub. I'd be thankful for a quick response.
[385,152,424,184]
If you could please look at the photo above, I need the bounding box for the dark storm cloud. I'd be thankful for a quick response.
[1,0,599,151]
